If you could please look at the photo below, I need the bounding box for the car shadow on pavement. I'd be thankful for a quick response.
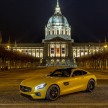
[21,91,92,102]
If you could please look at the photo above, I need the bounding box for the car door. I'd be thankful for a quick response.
[68,70,86,92]
[59,69,73,95]
[60,77,72,95]
[60,70,83,95]
[60,69,87,95]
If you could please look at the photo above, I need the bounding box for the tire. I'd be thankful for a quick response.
[86,79,95,92]
[46,85,60,101]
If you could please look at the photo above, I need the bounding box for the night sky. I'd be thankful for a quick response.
[0,0,108,43]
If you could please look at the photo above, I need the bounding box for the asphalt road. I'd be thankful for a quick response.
[0,67,108,108]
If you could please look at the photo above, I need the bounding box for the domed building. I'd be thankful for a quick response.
[45,0,72,41]
[2,0,103,67]
[43,0,74,66]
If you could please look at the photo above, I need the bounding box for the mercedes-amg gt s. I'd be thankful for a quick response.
[20,68,96,100]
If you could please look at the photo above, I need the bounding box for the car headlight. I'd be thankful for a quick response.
[35,83,47,90]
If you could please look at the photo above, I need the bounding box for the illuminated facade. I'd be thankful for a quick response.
[3,0,105,66]
[42,0,74,66]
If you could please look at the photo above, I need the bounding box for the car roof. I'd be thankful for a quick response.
[56,67,76,70]
[57,68,88,72]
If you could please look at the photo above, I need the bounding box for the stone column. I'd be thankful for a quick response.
[66,44,68,57]
[80,47,81,57]
[84,46,85,56]
[35,49,36,57]
[55,43,56,57]
[49,44,50,57]
[39,49,40,58]
[31,48,32,56]
[60,43,62,58]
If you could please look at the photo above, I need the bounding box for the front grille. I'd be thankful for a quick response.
[20,85,32,92]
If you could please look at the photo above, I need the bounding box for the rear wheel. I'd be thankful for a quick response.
[86,79,95,92]
[46,85,60,101]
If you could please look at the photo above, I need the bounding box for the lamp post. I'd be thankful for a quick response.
[104,45,108,49]
[103,44,108,70]
[7,45,10,50]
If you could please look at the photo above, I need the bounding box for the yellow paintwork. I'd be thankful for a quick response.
[20,68,96,99]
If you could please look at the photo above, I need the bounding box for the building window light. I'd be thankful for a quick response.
[51,48,54,54]
[62,48,65,54]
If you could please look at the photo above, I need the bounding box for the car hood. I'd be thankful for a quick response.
[20,76,64,87]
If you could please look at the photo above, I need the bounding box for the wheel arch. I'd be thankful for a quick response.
[89,78,96,82]
[86,78,96,92]
[47,84,60,92]
[45,84,61,100]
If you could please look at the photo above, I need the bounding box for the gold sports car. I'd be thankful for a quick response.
[20,68,96,101]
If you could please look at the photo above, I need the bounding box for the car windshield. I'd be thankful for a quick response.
[49,68,72,77]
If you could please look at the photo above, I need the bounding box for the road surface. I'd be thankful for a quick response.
[0,67,108,108]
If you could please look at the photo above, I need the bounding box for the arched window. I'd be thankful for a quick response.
[52,30,54,35]
[62,48,65,54]
[57,30,59,35]
[66,31,67,35]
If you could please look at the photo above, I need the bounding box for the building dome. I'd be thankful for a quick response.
[44,0,72,41]
[48,14,69,27]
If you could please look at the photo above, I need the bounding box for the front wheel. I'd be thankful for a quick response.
[46,85,60,101]
[86,79,95,92]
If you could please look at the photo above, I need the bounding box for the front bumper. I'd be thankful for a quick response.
[20,85,47,99]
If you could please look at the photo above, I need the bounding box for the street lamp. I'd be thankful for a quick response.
[7,45,10,50]
[104,45,108,49]
[103,45,108,53]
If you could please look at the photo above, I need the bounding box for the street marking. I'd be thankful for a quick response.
[0,103,108,106]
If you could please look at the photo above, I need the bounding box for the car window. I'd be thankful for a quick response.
[82,71,87,75]
[72,70,82,77]
[50,69,71,77]
[72,70,87,77]
[53,71,62,75]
